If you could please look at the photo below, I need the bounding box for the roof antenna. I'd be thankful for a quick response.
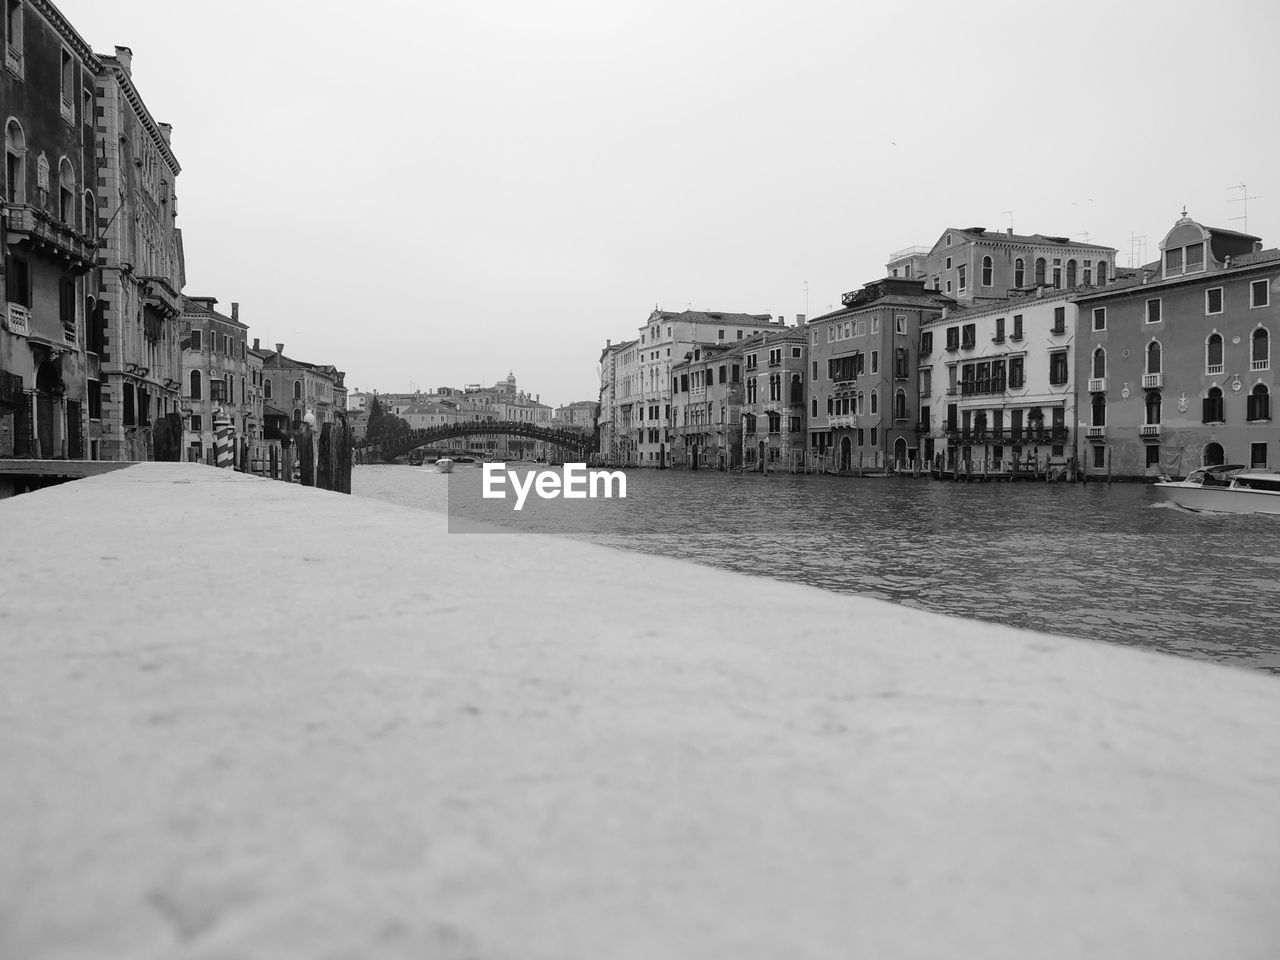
[1002,210,1014,232]
[1228,183,1260,233]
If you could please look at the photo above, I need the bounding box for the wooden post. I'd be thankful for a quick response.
[1107,444,1113,484]
[299,430,315,486]
[317,423,334,490]
[335,412,352,493]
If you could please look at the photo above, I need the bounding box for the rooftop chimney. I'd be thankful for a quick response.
[797,314,805,325]
[275,343,283,355]
[1007,227,1013,235]
[253,338,260,351]
[157,123,172,145]
[114,46,133,75]
[231,302,239,322]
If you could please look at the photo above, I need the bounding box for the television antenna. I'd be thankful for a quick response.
[1129,232,1147,269]
[1227,183,1260,233]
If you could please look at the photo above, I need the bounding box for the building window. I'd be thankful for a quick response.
[870,391,878,414]
[1066,259,1077,288]
[189,370,201,400]
[1146,444,1161,467]
[894,348,908,379]
[1146,390,1162,426]
[870,351,879,374]
[945,280,952,294]
[981,256,993,286]
[4,118,25,203]
[994,317,1005,342]
[961,324,975,349]
[1248,384,1271,422]
[1206,334,1223,374]
[1052,306,1066,335]
[895,314,906,334]
[894,389,907,420]
[1146,299,1162,324]
[1252,279,1270,308]
[717,329,725,340]
[1206,287,1223,315]
[293,379,303,399]
[1252,328,1270,370]
[1009,357,1024,389]
[293,408,302,428]
[1049,351,1068,385]
[1203,387,1224,424]
[1186,242,1204,272]
[1092,348,1105,379]
[957,264,967,292]
[1014,258,1025,287]
[945,255,952,269]
[57,158,74,224]
[1165,247,1183,275]
[1011,315,1023,340]
[1091,393,1106,427]
[190,414,203,431]
[920,331,933,355]
[1147,340,1162,375]
[263,378,272,399]
[189,329,201,351]
[1034,258,1046,285]
[5,1,24,64]
[1092,307,1106,331]
[1251,442,1268,469]
[1203,442,1224,467]
[1097,262,1108,285]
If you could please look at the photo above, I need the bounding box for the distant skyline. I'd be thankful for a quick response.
[57,0,1280,406]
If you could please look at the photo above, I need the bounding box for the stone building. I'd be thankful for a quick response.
[178,296,255,464]
[92,45,185,461]
[919,226,1117,306]
[1073,215,1278,479]
[808,277,951,471]
[921,287,1079,473]
[597,338,636,464]
[738,327,807,471]
[260,344,346,432]
[669,340,740,469]
[0,0,98,458]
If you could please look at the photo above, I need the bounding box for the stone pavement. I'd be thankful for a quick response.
[1,462,1278,959]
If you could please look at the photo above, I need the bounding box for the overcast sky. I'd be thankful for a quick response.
[58,0,1280,406]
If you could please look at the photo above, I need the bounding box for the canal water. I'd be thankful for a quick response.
[353,464,1280,674]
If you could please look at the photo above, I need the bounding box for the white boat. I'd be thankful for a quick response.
[1154,464,1280,514]
[435,458,455,474]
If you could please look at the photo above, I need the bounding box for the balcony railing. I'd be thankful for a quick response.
[1206,363,1223,376]
[1252,359,1271,371]
[60,94,74,124]
[1086,426,1105,438]
[1140,424,1161,437]
[947,425,1068,444]
[1142,373,1163,389]
[1088,377,1106,393]
[828,414,857,429]
[960,379,1006,396]
[2,204,96,271]
[5,44,23,78]
[5,303,31,336]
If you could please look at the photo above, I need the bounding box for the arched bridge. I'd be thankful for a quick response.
[363,420,597,462]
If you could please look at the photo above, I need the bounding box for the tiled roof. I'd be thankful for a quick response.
[944,226,1116,252]
[810,294,952,323]
[1230,248,1280,267]
[652,310,777,325]
[180,297,247,329]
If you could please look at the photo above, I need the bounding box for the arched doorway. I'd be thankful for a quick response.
[839,435,852,472]
[34,359,62,459]
[894,436,907,467]
[1203,442,1225,467]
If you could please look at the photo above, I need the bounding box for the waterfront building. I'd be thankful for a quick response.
[259,344,346,432]
[921,287,1079,473]
[400,401,461,431]
[93,46,185,460]
[633,309,782,466]
[669,340,740,469]
[918,226,1117,305]
[808,277,951,471]
[738,326,807,470]
[598,338,638,464]
[0,2,98,458]
[178,297,254,464]
[1073,214,1278,479]
[553,399,597,435]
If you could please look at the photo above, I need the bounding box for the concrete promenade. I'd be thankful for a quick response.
[2,463,1278,959]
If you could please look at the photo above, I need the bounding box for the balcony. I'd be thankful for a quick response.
[767,359,781,367]
[1142,373,1163,389]
[5,43,22,78]
[1140,424,1161,438]
[1252,359,1271,371]
[3,204,96,272]
[140,275,182,319]
[961,339,976,351]
[1206,364,1223,376]
[1086,426,1106,439]
[828,414,857,429]
[689,385,706,401]
[5,303,31,336]
[960,379,1006,397]
[1088,377,1106,393]
[60,94,74,125]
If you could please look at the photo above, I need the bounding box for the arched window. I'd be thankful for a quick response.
[4,119,25,203]
[57,158,74,224]
[1146,390,1162,425]
[1248,383,1271,422]
[870,391,878,415]
[1203,442,1225,467]
[1146,340,1162,375]
[292,408,302,428]
[1014,258,1025,287]
[894,389,907,420]
[293,379,302,399]
[1252,328,1270,370]
[1206,333,1223,373]
[1066,259,1077,288]
[82,189,94,238]
[1091,347,1105,379]
[189,369,201,400]
[811,397,817,417]
[1203,386,1224,424]
[263,378,272,400]
[1097,261,1108,286]
[981,256,993,286]
[1034,258,1046,285]
[1091,393,1106,427]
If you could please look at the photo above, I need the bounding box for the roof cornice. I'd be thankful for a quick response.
[100,57,182,176]
[31,1,100,70]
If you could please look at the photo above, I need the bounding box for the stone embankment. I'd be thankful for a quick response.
[2,463,1278,959]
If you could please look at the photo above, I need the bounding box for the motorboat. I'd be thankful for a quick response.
[1154,464,1280,514]
[435,457,455,474]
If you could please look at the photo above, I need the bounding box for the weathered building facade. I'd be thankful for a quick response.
[1073,216,1278,479]
[93,45,184,461]
[1,0,98,458]
[179,296,254,464]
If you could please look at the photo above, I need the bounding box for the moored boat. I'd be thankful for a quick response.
[1154,464,1280,514]
[435,457,455,474]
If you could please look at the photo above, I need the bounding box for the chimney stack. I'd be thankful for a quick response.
[231,302,239,321]
[253,338,260,351]
[157,123,172,145]
[797,314,805,325]
[1007,227,1013,235]
[114,46,133,75]
[275,343,284,355]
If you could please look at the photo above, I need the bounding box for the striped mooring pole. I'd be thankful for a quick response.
[213,413,235,469]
